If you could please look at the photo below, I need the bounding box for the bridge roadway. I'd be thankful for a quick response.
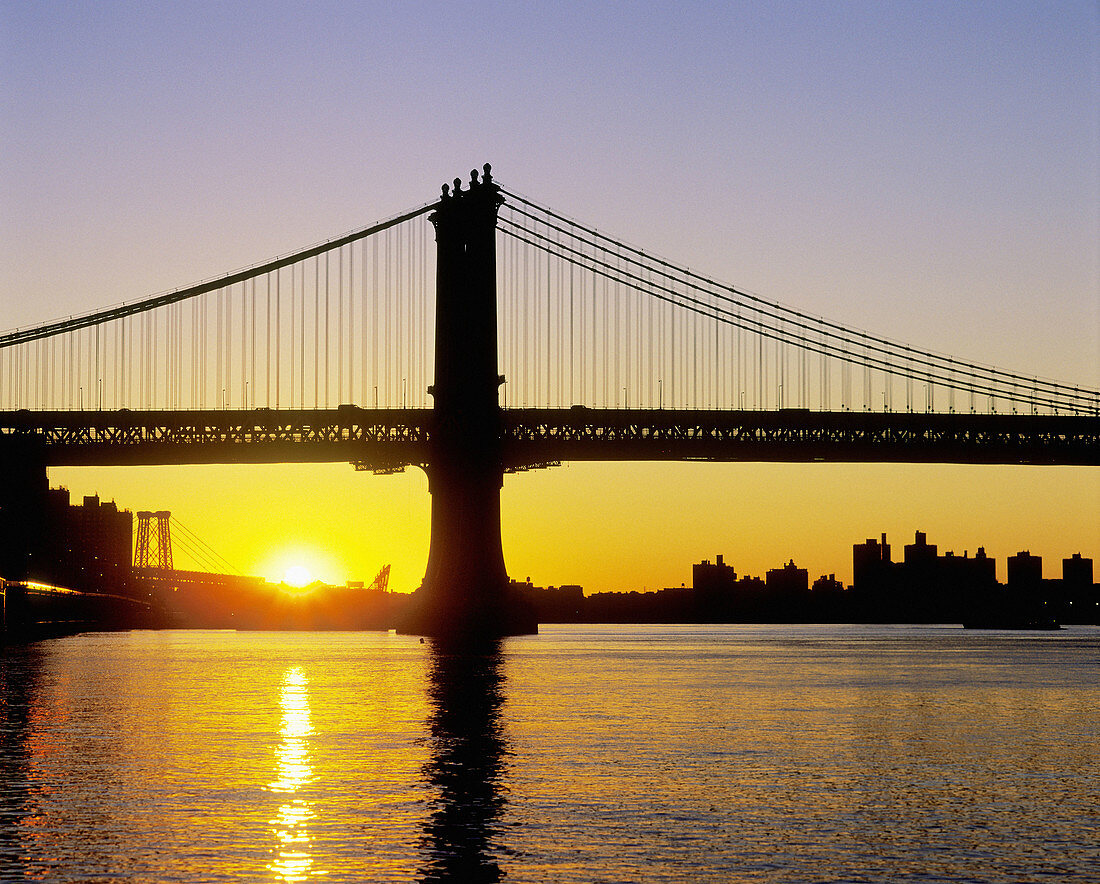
[1,406,1097,467]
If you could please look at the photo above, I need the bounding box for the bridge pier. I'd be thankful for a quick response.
[0,438,50,584]
[397,166,536,641]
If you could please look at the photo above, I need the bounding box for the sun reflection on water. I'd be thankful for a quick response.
[269,666,319,882]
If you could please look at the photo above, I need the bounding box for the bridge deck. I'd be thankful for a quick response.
[1,407,1097,467]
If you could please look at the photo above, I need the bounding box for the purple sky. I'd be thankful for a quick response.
[4,1,1096,383]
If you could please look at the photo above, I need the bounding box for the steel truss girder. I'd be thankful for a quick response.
[1,407,1097,467]
[0,407,431,467]
[500,408,1100,467]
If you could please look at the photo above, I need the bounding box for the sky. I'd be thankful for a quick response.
[2,1,1098,591]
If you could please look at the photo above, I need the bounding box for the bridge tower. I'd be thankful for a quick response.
[399,165,536,640]
[133,511,173,571]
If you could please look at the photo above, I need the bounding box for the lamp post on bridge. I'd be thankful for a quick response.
[397,165,536,641]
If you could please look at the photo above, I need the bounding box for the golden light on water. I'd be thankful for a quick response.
[269,666,318,882]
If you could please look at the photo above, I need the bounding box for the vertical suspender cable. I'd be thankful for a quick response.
[372,235,378,406]
[569,247,575,405]
[149,305,155,409]
[346,243,352,404]
[276,267,282,408]
[337,245,343,405]
[421,218,427,406]
[325,250,331,407]
[613,248,620,406]
[265,274,271,406]
[299,262,305,408]
[521,223,525,402]
[361,238,368,407]
[396,227,403,406]
[313,256,319,407]
[547,244,552,406]
[215,287,222,408]
[534,247,541,405]
[290,263,297,408]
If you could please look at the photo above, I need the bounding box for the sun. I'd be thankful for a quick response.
[283,564,314,588]
[263,547,342,589]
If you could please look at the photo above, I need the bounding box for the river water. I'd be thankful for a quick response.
[0,624,1097,882]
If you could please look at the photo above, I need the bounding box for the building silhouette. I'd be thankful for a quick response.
[692,554,737,619]
[1063,553,1093,587]
[853,533,892,589]
[765,560,809,595]
[0,480,133,595]
[47,490,134,594]
[1007,550,1043,587]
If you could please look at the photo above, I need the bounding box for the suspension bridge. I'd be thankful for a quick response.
[2,165,1097,638]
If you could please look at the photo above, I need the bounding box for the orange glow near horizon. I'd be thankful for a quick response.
[259,545,346,590]
[47,460,1100,595]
